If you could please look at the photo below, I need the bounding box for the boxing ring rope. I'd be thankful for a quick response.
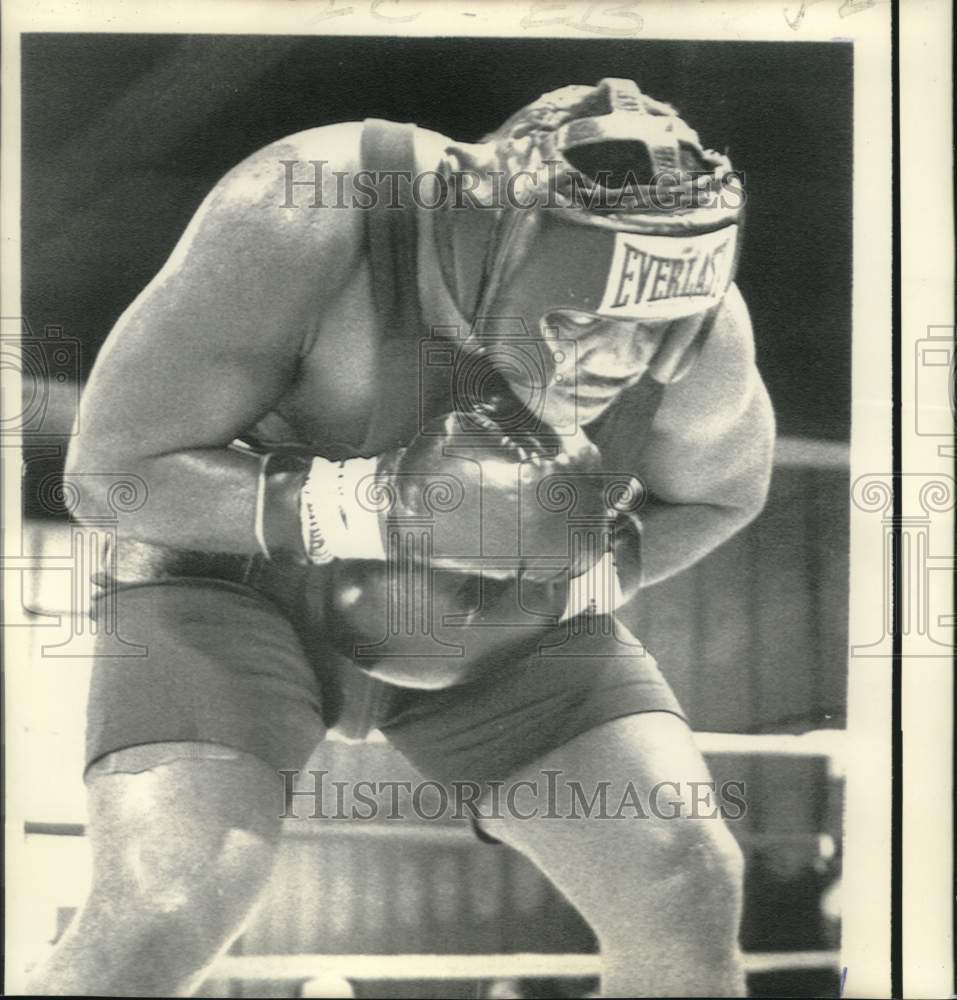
[211,950,841,982]
[24,819,840,860]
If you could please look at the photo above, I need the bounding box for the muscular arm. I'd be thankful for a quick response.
[66,124,364,552]
[629,285,775,589]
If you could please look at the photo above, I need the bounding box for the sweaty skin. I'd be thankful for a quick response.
[68,123,773,590]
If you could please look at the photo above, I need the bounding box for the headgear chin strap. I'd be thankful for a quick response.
[441,78,744,386]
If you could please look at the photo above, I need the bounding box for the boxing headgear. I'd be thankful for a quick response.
[439,78,744,386]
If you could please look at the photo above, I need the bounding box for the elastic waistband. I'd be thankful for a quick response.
[97,538,263,589]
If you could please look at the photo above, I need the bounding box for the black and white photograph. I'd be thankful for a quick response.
[1,2,951,998]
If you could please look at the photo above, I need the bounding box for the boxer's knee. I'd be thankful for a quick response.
[603,829,744,995]
[95,816,278,922]
[674,820,745,900]
[643,817,741,902]
[587,820,744,995]
[26,748,285,996]
[667,822,743,954]
[83,745,282,954]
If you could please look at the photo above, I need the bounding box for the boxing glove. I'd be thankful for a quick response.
[378,408,612,582]
[326,559,569,688]
[295,407,618,584]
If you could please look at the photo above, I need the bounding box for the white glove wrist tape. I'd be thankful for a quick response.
[300,455,387,564]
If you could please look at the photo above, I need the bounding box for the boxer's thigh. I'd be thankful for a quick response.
[476,711,744,908]
[381,615,743,952]
[477,712,746,997]
[82,580,326,923]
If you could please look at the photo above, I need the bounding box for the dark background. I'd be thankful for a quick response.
[20,36,851,997]
[21,33,852,440]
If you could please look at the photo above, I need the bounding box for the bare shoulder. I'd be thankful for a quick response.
[185,121,366,257]
[413,124,457,164]
[172,119,460,299]
[139,122,371,333]
[212,119,455,214]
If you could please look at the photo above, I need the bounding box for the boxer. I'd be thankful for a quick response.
[29,80,774,996]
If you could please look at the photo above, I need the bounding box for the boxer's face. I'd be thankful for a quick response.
[512,308,702,429]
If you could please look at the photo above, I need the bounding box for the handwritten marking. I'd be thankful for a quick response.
[521,1,643,36]
[784,0,819,29]
[304,0,354,25]
[297,0,647,35]
[839,966,848,997]
[840,0,876,16]
[577,1,644,35]
[785,0,877,28]
[370,0,421,22]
